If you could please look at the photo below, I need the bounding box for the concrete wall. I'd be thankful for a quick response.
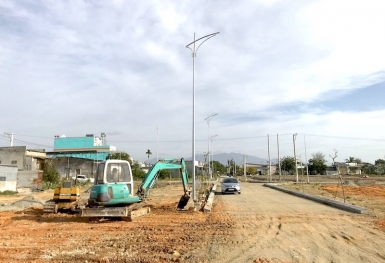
[185,160,204,176]
[0,146,26,170]
[55,157,95,178]
[17,171,43,189]
[0,165,18,191]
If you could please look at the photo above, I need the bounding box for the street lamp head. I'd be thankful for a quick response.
[186,32,220,49]
[204,113,219,123]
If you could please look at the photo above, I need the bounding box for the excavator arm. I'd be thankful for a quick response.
[137,158,191,209]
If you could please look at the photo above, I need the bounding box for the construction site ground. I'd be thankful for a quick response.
[1,177,385,263]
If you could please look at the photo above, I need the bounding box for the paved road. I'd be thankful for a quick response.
[208,180,385,263]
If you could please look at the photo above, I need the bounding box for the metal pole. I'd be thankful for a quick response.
[209,134,218,179]
[192,33,196,201]
[212,138,215,179]
[243,155,247,181]
[268,134,271,181]
[4,132,14,147]
[205,113,218,179]
[186,32,219,204]
[208,119,210,178]
[293,133,298,182]
[156,124,159,162]
[304,134,309,183]
[277,134,281,181]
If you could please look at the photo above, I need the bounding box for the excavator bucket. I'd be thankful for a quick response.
[177,194,190,210]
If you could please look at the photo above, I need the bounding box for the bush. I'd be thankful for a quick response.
[43,159,61,187]
[42,181,61,190]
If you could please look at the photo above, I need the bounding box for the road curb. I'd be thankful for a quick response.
[203,183,217,213]
[264,183,368,214]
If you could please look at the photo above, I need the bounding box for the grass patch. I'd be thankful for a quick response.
[0,190,18,195]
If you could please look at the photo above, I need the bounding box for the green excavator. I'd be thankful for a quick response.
[81,158,191,221]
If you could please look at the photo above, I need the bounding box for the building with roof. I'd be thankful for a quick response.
[47,133,116,178]
[0,146,45,190]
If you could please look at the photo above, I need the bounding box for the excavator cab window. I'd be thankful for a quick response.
[96,163,105,184]
[106,163,132,183]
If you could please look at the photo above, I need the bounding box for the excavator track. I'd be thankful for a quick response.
[42,200,58,214]
[126,202,147,212]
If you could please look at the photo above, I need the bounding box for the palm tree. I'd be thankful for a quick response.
[345,157,355,163]
[146,149,152,162]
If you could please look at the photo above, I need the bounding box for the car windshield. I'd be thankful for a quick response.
[223,178,238,184]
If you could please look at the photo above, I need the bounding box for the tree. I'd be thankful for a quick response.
[362,162,376,175]
[308,152,327,175]
[212,160,227,174]
[146,149,152,162]
[374,159,385,165]
[158,169,170,179]
[227,158,236,175]
[107,151,146,179]
[132,162,146,180]
[329,149,338,165]
[106,152,132,164]
[312,152,326,162]
[43,159,61,189]
[374,159,385,175]
[247,167,257,175]
[345,156,361,164]
[280,156,296,174]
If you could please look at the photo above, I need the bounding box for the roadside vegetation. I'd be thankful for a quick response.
[0,190,18,195]
[42,159,61,189]
[40,150,385,190]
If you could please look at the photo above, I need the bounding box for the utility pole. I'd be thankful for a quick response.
[156,124,159,162]
[293,133,298,182]
[243,155,247,181]
[304,134,309,183]
[277,134,281,181]
[4,132,14,147]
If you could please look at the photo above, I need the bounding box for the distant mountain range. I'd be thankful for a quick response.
[146,152,278,165]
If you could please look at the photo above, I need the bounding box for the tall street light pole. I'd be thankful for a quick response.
[210,134,218,179]
[304,134,309,183]
[186,32,220,203]
[293,133,298,183]
[205,113,218,179]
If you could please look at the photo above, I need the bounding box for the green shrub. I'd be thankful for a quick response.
[42,181,61,190]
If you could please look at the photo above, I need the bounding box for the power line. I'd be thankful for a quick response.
[303,133,385,142]
[109,134,294,143]
[12,133,52,139]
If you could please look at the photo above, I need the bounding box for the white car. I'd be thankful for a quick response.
[73,175,94,183]
[221,177,241,194]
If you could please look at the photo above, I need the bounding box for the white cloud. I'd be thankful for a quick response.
[0,0,385,163]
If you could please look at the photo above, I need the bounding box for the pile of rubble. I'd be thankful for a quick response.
[0,195,44,211]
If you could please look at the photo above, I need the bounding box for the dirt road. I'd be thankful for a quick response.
[0,181,385,262]
[212,182,385,263]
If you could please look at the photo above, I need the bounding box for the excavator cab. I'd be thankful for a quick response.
[95,161,133,184]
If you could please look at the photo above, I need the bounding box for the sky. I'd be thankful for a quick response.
[1,0,385,164]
